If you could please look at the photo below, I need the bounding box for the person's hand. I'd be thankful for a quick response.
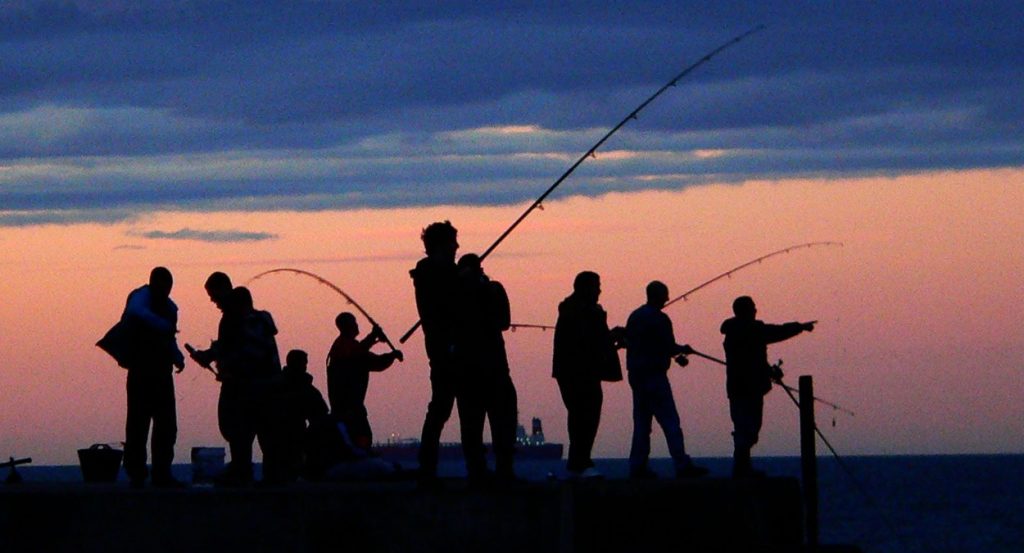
[173,355,185,373]
[370,325,386,342]
[803,321,817,332]
[770,364,784,382]
[393,350,404,363]
[679,344,695,355]
[185,344,212,369]
[673,354,689,368]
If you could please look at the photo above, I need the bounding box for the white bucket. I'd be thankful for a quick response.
[191,447,225,486]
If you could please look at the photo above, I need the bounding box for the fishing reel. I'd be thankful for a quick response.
[770,359,785,384]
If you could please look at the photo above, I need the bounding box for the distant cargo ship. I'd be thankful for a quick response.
[374,417,563,463]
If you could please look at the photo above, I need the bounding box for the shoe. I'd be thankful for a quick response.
[629,467,659,480]
[676,464,710,479]
[128,478,145,489]
[576,467,603,479]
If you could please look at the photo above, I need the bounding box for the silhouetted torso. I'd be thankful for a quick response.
[721,317,804,398]
[553,294,621,382]
[411,256,460,363]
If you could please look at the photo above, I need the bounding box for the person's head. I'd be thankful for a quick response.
[205,271,233,309]
[572,271,601,304]
[645,280,669,309]
[335,312,359,338]
[732,296,757,320]
[149,267,173,299]
[285,349,308,372]
[421,220,459,260]
[457,253,483,280]
[227,286,255,315]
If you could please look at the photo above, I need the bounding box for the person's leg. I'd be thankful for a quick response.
[123,370,152,485]
[647,373,690,470]
[489,374,519,479]
[557,378,586,473]
[218,383,254,483]
[457,371,489,481]
[418,364,457,478]
[730,395,764,477]
[628,373,655,475]
[149,370,179,485]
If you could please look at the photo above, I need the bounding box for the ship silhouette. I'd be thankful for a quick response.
[374,417,563,463]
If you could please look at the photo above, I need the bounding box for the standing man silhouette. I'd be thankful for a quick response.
[119,266,186,488]
[552,271,624,479]
[453,253,519,484]
[625,280,708,479]
[410,221,461,486]
[721,296,815,478]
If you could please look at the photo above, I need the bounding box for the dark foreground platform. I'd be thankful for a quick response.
[0,477,859,553]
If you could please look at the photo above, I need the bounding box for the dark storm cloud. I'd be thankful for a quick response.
[1,1,1021,225]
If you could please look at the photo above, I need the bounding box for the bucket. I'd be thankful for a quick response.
[191,447,225,485]
[77,443,123,483]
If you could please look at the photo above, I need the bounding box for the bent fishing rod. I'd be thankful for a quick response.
[686,348,854,417]
[399,25,766,344]
[664,241,843,309]
[246,268,399,353]
[505,241,840,334]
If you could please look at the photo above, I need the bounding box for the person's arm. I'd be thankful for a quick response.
[123,288,175,334]
[763,321,814,344]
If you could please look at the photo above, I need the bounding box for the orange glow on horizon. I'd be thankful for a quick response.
[1,168,1022,464]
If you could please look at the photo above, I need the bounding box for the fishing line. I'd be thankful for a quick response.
[689,348,906,549]
[774,371,910,551]
[399,25,767,344]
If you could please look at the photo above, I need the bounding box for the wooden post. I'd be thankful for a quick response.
[799,375,819,547]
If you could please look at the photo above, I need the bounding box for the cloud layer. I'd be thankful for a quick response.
[2,1,1021,226]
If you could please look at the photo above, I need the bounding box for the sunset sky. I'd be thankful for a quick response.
[1,2,1021,465]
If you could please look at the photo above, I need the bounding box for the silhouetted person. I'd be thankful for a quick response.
[326,312,403,451]
[721,296,815,478]
[410,220,461,485]
[552,271,624,479]
[205,271,233,310]
[453,253,519,484]
[280,349,330,482]
[625,281,708,479]
[186,271,233,376]
[119,266,186,488]
[194,286,283,486]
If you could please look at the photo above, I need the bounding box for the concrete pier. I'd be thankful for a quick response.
[0,477,851,553]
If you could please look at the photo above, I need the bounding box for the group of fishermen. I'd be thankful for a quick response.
[109,220,814,488]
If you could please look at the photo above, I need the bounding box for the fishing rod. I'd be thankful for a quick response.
[771,362,910,549]
[399,25,766,344]
[687,348,854,417]
[509,323,556,332]
[664,241,843,309]
[505,241,840,335]
[246,268,399,353]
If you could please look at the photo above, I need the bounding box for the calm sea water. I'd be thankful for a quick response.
[9,454,1023,553]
